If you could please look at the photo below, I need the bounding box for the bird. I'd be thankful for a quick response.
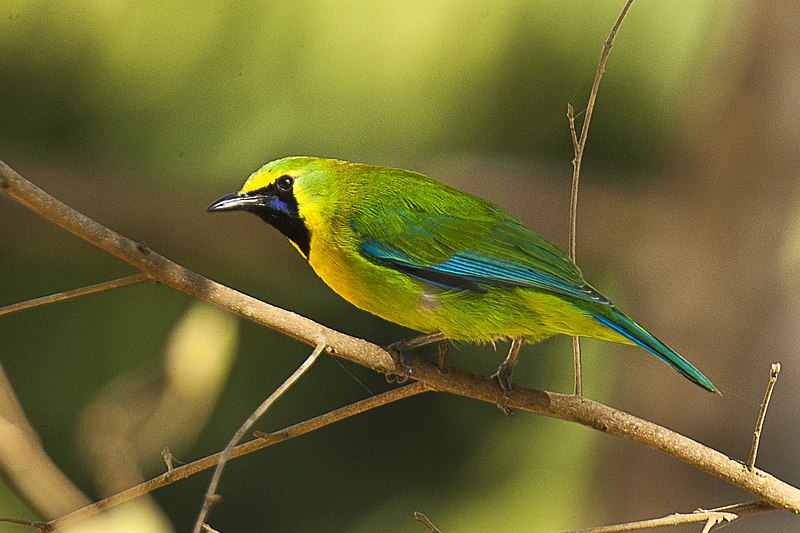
[207,156,717,395]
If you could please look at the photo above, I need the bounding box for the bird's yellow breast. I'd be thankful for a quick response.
[305,222,434,331]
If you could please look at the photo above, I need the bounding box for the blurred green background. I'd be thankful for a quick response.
[2,1,800,531]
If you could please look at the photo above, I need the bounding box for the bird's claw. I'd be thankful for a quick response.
[491,364,514,415]
[492,364,514,396]
[386,341,414,382]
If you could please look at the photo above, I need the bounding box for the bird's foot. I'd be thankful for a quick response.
[492,362,515,396]
[491,336,524,414]
[491,363,515,415]
[386,340,415,383]
[385,332,447,383]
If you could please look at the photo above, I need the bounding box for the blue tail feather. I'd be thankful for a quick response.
[591,309,718,393]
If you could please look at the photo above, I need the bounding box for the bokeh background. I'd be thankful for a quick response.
[2,1,799,531]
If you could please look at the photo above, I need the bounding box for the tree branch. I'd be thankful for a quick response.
[567,500,774,532]
[193,342,326,533]
[0,273,147,317]
[748,362,781,470]
[413,512,442,532]
[44,382,430,531]
[567,0,635,397]
[2,159,799,525]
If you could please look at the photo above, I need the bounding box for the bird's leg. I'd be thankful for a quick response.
[493,336,525,397]
[386,332,447,378]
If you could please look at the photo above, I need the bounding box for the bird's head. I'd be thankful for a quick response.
[207,156,341,259]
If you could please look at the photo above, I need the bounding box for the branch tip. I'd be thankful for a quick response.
[747,362,782,470]
[413,512,441,533]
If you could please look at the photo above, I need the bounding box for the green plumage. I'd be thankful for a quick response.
[208,156,717,393]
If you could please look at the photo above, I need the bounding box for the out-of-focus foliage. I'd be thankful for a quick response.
[0,1,732,182]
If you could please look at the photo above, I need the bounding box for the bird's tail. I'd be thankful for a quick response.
[590,307,718,393]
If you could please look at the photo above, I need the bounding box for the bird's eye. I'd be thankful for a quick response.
[276,175,294,191]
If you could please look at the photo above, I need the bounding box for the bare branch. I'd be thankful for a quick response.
[44,382,429,531]
[566,0,635,396]
[2,159,800,523]
[571,336,583,396]
[0,273,147,317]
[2,155,800,528]
[193,342,326,533]
[567,103,580,155]
[0,517,48,529]
[566,500,773,532]
[748,362,781,470]
[567,101,583,396]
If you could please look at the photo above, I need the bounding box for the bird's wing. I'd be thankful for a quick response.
[352,206,610,306]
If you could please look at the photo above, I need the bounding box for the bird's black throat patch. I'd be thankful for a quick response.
[246,185,311,258]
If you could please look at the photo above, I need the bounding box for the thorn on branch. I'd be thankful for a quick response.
[162,447,175,472]
[567,103,579,157]
[438,343,448,372]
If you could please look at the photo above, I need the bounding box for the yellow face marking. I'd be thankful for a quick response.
[240,168,297,194]
[239,156,327,195]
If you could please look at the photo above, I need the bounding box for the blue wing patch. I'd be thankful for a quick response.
[360,237,610,305]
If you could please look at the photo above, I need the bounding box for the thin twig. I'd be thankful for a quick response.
[413,512,442,533]
[0,517,48,529]
[566,500,773,532]
[567,0,635,396]
[45,381,429,531]
[3,160,800,525]
[0,273,148,317]
[571,336,583,396]
[748,362,781,470]
[193,342,327,533]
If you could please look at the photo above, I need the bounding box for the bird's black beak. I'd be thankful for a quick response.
[207,192,267,213]
[207,188,310,258]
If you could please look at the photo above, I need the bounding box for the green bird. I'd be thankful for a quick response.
[208,156,717,394]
